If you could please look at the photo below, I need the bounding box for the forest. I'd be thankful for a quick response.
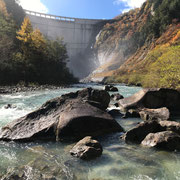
[0,0,76,85]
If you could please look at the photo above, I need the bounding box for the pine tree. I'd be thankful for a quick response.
[16,17,33,44]
[31,28,47,53]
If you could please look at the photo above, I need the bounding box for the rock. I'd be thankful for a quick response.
[70,136,103,160]
[122,121,162,144]
[114,103,119,107]
[111,93,124,101]
[122,109,140,118]
[3,145,77,180]
[118,88,180,115]
[4,104,17,109]
[104,85,118,92]
[123,120,180,144]
[1,157,68,180]
[108,109,123,117]
[78,88,110,110]
[141,131,180,151]
[139,107,170,121]
[104,85,112,91]
[110,87,118,92]
[0,88,123,141]
[159,121,180,135]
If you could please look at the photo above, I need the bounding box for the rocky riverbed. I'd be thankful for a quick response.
[0,85,69,94]
[0,84,180,180]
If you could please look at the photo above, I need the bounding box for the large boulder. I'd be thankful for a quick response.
[118,88,180,115]
[70,136,103,160]
[141,131,180,151]
[122,121,162,144]
[123,120,180,144]
[139,107,170,121]
[56,99,124,141]
[0,88,123,142]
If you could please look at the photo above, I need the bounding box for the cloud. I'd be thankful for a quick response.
[18,0,48,13]
[121,8,131,13]
[114,0,146,10]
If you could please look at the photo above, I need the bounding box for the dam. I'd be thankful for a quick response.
[25,10,107,78]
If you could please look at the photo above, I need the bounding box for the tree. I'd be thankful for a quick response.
[16,17,33,43]
[0,0,76,85]
[4,0,25,26]
[31,29,47,52]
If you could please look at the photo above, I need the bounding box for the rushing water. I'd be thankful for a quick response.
[0,84,180,180]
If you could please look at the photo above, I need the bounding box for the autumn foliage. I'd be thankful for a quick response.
[95,0,180,89]
[0,0,76,85]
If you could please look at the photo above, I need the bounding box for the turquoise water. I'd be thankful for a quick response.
[0,84,180,180]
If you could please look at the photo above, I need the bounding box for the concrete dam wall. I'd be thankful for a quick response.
[25,10,107,78]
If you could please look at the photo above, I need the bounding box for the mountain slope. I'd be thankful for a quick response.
[88,0,180,89]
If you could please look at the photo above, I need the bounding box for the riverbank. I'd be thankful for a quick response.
[0,85,69,94]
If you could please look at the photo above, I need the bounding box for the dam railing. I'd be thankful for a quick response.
[25,10,105,22]
[25,10,75,22]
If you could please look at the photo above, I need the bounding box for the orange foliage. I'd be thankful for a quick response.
[172,30,180,43]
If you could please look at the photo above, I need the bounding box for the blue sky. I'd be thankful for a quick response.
[19,0,146,19]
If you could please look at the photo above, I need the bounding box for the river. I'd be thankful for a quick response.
[0,84,180,180]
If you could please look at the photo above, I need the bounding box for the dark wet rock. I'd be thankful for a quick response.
[123,120,180,145]
[0,88,123,141]
[111,93,124,101]
[2,144,78,180]
[1,170,25,180]
[1,157,69,180]
[77,87,110,110]
[122,121,162,144]
[122,109,140,118]
[108,109,123,117]
[70,136,103,160]
[4,104,17,109]
[110,87,118,92]
[141,131,180,151]
[139,107,170,121]
[114,103,119,107]
[118,88,180,115]
[104,85,118,92]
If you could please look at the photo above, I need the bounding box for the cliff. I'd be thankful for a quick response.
[87,0,180,89]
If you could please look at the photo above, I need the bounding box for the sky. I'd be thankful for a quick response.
[18,0,146,19]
